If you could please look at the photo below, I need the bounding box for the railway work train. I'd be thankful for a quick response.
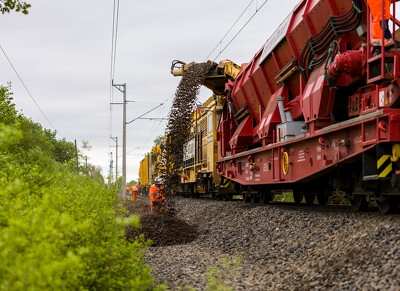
[142,0,400,214]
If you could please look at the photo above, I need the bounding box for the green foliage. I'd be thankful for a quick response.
[274,191,295,202]
[116,215,141,229]
[206,256,243,291]
[0,85,163,290]
[0,0,31,14]
[52,137,76,163]
[81,140,92,151]
[127,179,138,187]
[0,83,18,125]
[153,135,164,147]
[78,140,105,181]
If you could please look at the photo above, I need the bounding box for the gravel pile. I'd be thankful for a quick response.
[145,197,400,290]
[123,198,197,247]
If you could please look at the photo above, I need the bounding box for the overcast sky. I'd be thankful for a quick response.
[0,0,299,182]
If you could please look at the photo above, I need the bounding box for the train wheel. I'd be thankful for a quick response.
[305,193,315,205]
[223,194,232,201]
[260,191,272,204]
[350,195,368,212]
[377,196,400,214]
[243,193,251,203]
[250,193,260,204]
[293,189,303,205]
[317,190,329,205]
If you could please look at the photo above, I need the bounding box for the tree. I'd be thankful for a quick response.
[82,140,92,151]
[88,164,104,182]
[127,179,138,187]
[0,83,18,125]
[0,0,31,14]
[153,135,164,147]
[52,138,75,164]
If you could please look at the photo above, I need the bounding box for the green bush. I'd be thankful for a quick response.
[0,85,164,290]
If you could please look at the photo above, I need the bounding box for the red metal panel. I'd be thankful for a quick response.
[252,66,272,107]
[287,0,308,60]
[271,51,282,70]
[274,39,296,73]
[231,69,247,111]
[259,55,281,93]
[241,58,262,123]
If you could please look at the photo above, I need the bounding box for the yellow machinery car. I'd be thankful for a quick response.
[138,144,163,196]
[181,94,223,198]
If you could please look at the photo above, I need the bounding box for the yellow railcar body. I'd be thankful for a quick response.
[139,155,150,191]
[139,143,164,194]
[181,94,224,194]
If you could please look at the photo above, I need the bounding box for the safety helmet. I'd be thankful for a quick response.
[154,176,163,185]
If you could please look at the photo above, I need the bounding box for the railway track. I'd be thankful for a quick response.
[175,191,400,215]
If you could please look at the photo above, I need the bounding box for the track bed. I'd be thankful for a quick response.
[143,197,400,290]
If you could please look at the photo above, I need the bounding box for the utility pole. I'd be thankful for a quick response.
[109,151,113,184]
[110,136,118,182]
[123,83,126,198]
[112,80,127,198]
[75,139,79,174]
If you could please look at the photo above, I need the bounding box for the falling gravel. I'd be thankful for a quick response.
[160,61,215,200]
[145,197,400,290]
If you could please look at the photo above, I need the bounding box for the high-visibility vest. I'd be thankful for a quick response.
[131,186,138,199]
[149,184,164,201]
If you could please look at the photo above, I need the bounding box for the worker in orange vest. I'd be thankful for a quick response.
[131,185,138,200]
[149,177,165,213]
[367,0,394,54]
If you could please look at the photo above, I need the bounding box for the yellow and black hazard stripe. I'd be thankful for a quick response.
[223,178,231,188]
[377,154,393,178]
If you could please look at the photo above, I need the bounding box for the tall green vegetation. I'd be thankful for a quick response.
[0,0,30,14]
[0,84,163,290]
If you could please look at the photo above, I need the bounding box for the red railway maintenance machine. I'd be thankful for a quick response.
[215,0,400,213]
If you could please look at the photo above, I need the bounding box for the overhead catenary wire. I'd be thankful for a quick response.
[203,0,272,62]
[0,44,63,138]
[124,98,167,155]
[126,103,164,124]
[211,0,271,61]
[204,0,255,61]
[108,0,121,169]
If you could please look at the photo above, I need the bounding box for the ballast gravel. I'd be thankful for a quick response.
[130,197,400,290]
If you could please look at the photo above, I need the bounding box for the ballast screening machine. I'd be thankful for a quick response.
[216,0,400,213]
[175,0,400,213]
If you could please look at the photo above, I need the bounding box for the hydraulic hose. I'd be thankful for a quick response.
[300,0,363,82]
